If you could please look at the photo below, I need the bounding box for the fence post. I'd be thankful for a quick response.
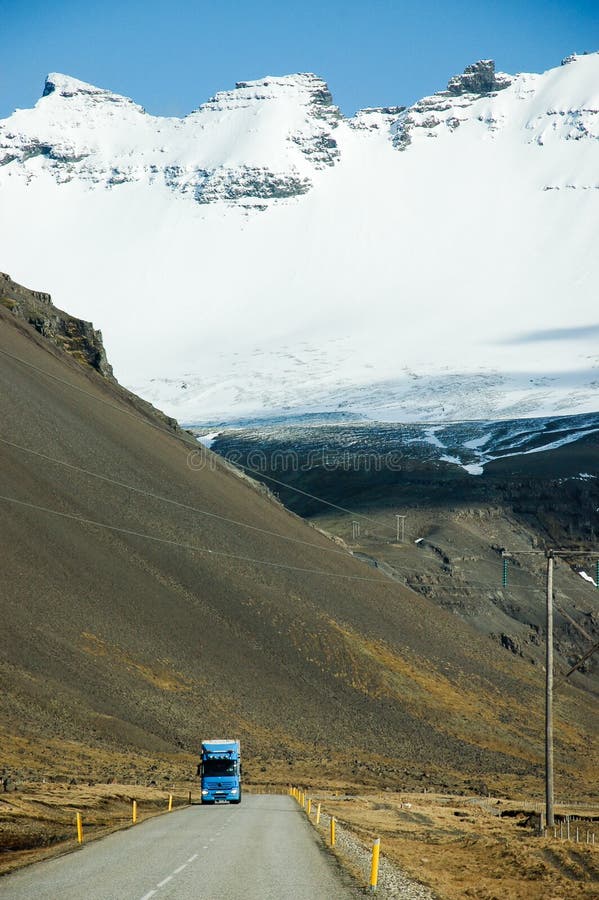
[330,816,336,847]
[76,812,83,844]
[316,803,321,825]
[369,838,381,893]
[307,798,312,816]
[168,793,173,812]
[132,800,138,824]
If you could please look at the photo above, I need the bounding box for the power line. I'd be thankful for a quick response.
[0,345,397,537]
[223,460,398,538]
[0,493,393,584]
[404,573,599,594]
[3,346,598,600]
[0,436,355,561]
[0,345,184,440]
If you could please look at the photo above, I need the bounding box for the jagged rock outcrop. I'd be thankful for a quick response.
[446,59,512,95]
[349,106,406,131]
[392,59,512,149]
[0,272,114,378]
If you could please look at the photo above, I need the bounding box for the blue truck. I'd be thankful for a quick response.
[198,739,242,804]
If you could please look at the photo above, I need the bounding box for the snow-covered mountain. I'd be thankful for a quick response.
[1,55,598,424]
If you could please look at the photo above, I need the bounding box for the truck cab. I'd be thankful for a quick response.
[198,739,241,804]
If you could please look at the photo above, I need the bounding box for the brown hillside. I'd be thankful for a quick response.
[0,283,595,800]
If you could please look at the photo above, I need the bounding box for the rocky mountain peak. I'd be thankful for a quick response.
[197,72,341,124]
[43,73,103,98]
[446,59,512,95]
[233,73,334,104]
[41,72,145,113]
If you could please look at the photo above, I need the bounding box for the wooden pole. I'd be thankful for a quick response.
[546,551,555,828]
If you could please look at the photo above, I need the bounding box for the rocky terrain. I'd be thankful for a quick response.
[202,421,599,690]
[0,271,113,378]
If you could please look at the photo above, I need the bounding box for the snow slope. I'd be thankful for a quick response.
[0,56,598,424]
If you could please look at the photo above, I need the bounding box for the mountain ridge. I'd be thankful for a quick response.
[1,53,598,423]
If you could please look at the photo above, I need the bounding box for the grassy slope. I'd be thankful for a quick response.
[0,305,595,799]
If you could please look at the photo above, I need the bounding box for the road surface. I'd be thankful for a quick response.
[0,795,359,899]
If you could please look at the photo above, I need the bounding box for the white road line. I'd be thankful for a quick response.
[173,864,187,874]
[203,845,209,849]
[139,892,157,900]
[188,853,198,862]
[157,875,173,887]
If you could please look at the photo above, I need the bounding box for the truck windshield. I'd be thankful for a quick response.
[204,759,236,776]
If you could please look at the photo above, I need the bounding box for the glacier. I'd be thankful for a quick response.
[0,56,598,424]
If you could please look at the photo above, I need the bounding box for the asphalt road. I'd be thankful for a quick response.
[0,795,359,899]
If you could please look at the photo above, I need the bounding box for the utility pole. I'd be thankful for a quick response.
[396,514,406,543]
[501,546,599,831]
[545,550,555,828]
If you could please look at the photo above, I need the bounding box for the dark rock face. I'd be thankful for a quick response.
[42,78,56,97]
[447,60,511,95]
[193,166,312,204]
[0,272,114,379]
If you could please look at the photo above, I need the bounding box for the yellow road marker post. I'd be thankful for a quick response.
[76,812,83,844]
[330,816,336,846]
[316,803,321,825]
[132,800,138,824]
[168,793,173,812]
[307,798,312,816]
[369,838,381,892]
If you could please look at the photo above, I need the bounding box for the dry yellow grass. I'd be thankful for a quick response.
[80,632,194,693]
[0,782,196,876]
[316,791,599,900]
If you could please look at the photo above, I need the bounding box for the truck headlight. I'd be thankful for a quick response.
[230,788,238,793]
[202,789,209,795]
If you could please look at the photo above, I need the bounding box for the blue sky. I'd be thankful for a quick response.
[1,0,598,118]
